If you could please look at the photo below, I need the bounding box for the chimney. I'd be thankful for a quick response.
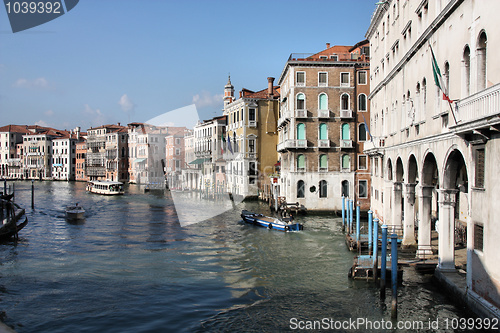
[75,126,81,140]
[118,122,121,126]
[267,77,275,98]
[239,90,243,98]
[326,43,330,49]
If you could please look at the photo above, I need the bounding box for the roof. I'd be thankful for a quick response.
[242,86,280,99]
[0,124,32,134]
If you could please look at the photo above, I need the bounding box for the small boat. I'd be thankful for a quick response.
[0,199,28,241]
[86,180,124,195]
[240,210,303,232]
[65,204,85,220]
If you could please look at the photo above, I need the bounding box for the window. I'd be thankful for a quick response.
[330,54,338,61]
[297,154,305,171]
[319,123,327,140]
[463,45,471,97]
[248,139,255,153]
[319,154,327,171]
[358,180,368,198]
[318,72,327,86]
[297,93,305,110]
[358,94,367,111]
[342,154,350,170]
[319,93,327,110]
[297,180,305,198]
[474,223,484,252]
[358,123,367,141]
[296,72,305,86]
[341,123,350,140]
[319,180,327,198]
[477,31,487,92]
[297,123,305,140]
[341,180,349,197]
[358,155,367,170]
[475,147,485,188]
[341,94,349,110]
[358,71,367,85]
[249,108,256,121]
[340,73,350,87]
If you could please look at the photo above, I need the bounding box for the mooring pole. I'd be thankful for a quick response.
[349,199,354,234]
[380,224,388,299]
[347,199,351,234]
[3,179,6,195]
[31,179,34,209]
[368,210,373,255]
[356,203,360,246]
[391,233,398,319]
[373,218,379,280]
[341,196,345,231]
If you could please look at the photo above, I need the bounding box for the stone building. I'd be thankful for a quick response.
[51,127,83,181]
[223,77,280,199]
[75,140,88,182]
[0,125,31,179]
[365,0,500,318]
[277,42,371,211]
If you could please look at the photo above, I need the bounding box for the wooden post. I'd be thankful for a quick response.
[31,180,34,209]
[373,218,379,281]
[368,210,373,255]
[391,233,398,319]
[380,224,388,299]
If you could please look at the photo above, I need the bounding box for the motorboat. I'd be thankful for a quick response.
[86,180,124,195]
[240,210,303,232]
[65,204,85,220]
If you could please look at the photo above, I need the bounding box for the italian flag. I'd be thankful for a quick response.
[221,132,225,155]
[430,44,452,104]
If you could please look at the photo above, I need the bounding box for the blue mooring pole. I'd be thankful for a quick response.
[368,210,373,255]
[342,196,345,230]
[373,218,379,280]
[391,233,398,319]
[380,224,388,299]
[350,200,354,235]
[356,204,360,244]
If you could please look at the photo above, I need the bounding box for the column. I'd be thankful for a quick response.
[416,186,434,258]
[402,183,417,245]
[437,189,458,272]
[391,182,403,227]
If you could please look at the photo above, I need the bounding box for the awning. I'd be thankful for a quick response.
[134,158,146,163]
[189,158,210,165]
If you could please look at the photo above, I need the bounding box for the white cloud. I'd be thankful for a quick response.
[13,77,51,89]
[44,110,54,117]
[192,91,223,109]
[35,120,49,127]
[84,104,107,127]
[118,94,136,113]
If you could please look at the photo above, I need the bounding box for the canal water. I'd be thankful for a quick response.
[0,181,472,332]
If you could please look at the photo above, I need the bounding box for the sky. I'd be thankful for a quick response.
[0,0,378,131]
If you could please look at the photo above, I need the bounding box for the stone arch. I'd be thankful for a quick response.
[443,147,468,190]
[407,154,418,183]
[395,157,404,182]
[477,30,487,92]
[421,152,439,187]
[386,158,393,181]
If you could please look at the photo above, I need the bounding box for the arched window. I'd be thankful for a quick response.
[233,132,238,153]
[358,123,367,141]
[341,180,349,197]
[341,123,350,140]
[463,45,471,96]
[358,94,367,111]
[477,31,487,91]
[422,78,427,104]
[319,93,327,110]
[297,154,305,171]
[296,123,305,140]
[319,154,327,170]
[319,180,327,198]
[341,93,349,110]
[297,93,305,110]
[297,180,305,198]
[319,123,327,140]
[342,154,350,170]
[444,62,450,97]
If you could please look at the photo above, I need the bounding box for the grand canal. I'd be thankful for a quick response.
[0,181,471,332]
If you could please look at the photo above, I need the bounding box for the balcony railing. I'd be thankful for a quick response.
[278,110,291,126]
[318,140,330,148]
[317,109,330,118]
[248,120,257,128]
[340,139,353,148]
[277,139,308,151]
[455,83,500,125]
[340,110,353,118]
[295,109,307,118]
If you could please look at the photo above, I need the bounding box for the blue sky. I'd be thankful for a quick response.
[0,0,378,131]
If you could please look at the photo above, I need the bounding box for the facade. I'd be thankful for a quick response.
[165,130,187,189]
[105,128,129,182]
[181,129,201,191]
[277,42,371,211]
[75,140,88,182]
[0,125,30,179]
[366,0,500,318]
[224,77,280,199]
[22,128,59,180]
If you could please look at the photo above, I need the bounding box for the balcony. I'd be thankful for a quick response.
[454,83,500,127]
[295,109,307,118]
[278,110,291,126]
[340,139,353,149]
[318,140,330,148]
[340,110,353,118]
[277,139,308,151]
[248,120,257,128]
[317,109,330,118]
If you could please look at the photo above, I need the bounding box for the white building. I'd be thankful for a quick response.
[52,128,82,181]
[0,125,30,179]
[366,0,500,318]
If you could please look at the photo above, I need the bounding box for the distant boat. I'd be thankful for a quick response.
[65,204,85,220]
[86,181,124,195]
[0,199,28,241]
[240,210,303,232]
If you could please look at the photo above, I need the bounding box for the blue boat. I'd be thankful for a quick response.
[240,210,303,232]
